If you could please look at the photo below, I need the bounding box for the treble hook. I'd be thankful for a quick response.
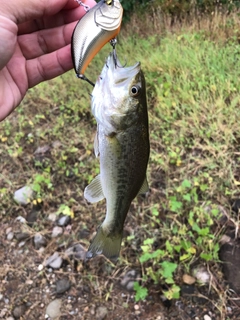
[75,0,90,12]
[109,38,126,68]
[110,38,118,67]
[77,74,95,87]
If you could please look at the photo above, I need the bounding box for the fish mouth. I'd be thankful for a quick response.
[106,51,141,85]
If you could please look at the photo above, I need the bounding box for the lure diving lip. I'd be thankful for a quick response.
[71,0,123,79]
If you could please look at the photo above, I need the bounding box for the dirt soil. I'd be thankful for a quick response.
[1,205,240,320]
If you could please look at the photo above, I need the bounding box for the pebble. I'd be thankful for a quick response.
[15,232,30,241]
[219,234,231,245]
[18,241,26,248]
[6,317,15,320]
[203,315,211,320]
[34,233,47,249]
[46,299,62,319]
[52,140,62,149]
[121,269,139,291]
[90,305,96,315]
[0,308,7,317]
[96,306,108,320]
[7,232,14,241]
[65,243,86,260]
[26,279,33,285]
[13,186,33,205]
[48,213,57,222]
[51,226,63,238]
[6,227,12,234]
[182,274,196,285]
[193,266,210,285]
[56,278,71,294]
[15,216,27,223]
[57,215,71,227]
[38,247,45,253]
[34,145,50,155]
[38,264,44,271]
[12,304,27,318]
[181,284,195,295]
[45,252,63,269]
[26,210,38,225]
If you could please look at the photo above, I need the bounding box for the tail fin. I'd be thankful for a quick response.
[86,226,122,261]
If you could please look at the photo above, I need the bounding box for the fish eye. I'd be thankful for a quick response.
[130,85,141,97]
[105,0,112,5]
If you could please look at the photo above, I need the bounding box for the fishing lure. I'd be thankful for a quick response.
[71,0,123,85]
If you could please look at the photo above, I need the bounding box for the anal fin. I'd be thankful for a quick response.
[138,177,149,195]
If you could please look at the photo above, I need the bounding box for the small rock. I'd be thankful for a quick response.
[38,247,45,253]
[48,213,57,222]
[96,306,108,320]
[7,232,14,241]
[0,309,8,317]
[46,299,62,319]
[12,304,27,318]
[78,228,90,239]
[204,315,212,320]
[6,317,15,320]
[6,227,12,234]
[56,278,71,294]
[51,226,63,238]
[38,264,44,271]
[14,186,33,205]
[52,140,62,149]
[57,215,71,227]
[65,244,86,260]
[15,232,30,241]
[34,145,50,155]
[15,216,27,223]
[26,210,38,225]
[45,252,63,269]
[90,305,96,315]
[193,266,210,285]
[18,241,26,248]
[34,233,47,249]
[121,269,139,291]
[219,234,231,245]
[182,274,196,285]
[181,284,195,295]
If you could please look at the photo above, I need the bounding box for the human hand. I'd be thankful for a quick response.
[0,0,96,121]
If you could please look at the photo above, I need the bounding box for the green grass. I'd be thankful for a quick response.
[1,21,240,310]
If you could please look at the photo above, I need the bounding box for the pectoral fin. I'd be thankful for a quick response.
[84,174,105,203]
[138,177,149,195]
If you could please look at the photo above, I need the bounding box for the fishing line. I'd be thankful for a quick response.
[75,0,90,12]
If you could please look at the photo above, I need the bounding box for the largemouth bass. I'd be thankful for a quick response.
[84,52,150,260]
[71,0,123,78]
